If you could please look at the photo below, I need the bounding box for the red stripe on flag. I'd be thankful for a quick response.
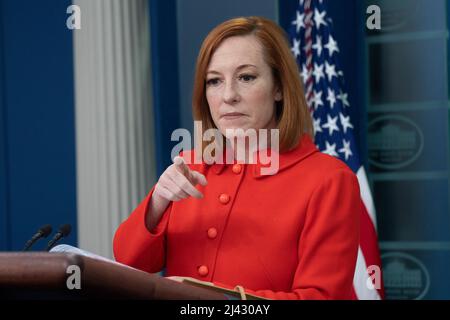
[304,0,314,113]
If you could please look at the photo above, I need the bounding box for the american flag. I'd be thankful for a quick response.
[288,0,384,299]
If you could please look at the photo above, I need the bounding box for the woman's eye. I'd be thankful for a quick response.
[239,74,256,82]
[206,78,220,86]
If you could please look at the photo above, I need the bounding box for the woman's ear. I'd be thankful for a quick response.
[274,88,283,102]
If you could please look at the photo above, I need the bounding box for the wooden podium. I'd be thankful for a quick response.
[0,252,230,300]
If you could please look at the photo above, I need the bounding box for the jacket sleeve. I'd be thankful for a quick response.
[113,186,172,274]
[224,169,361,300]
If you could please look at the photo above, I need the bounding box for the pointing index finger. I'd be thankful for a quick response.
[173,156,190,176]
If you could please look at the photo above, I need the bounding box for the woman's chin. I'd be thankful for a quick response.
[218,120,251,133]
[219,125,252,135]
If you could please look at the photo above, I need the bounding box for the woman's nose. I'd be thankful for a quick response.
[222,81,240,104]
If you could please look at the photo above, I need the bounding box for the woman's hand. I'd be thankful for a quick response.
[154,156,208,201]
[145,156,208,231]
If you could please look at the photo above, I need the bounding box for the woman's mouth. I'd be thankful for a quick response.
[221,112,246,120]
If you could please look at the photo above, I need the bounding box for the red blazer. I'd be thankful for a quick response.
[113,134,361,299]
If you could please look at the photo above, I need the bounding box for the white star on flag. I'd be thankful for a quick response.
[301,64,309,84]
[338,139,353,160]
[312,90,324,110]
[313,63,325,83]
[314,8,327,29]
[312,35,323,57]
[313,117,323,134]
[322,114,339,136]
[326,88,336,109]
[292,11,305,33]
[323,141,338,157]
[324,61,337,82]
[339,112,354,133]
[291,38,301,58]
[324,34,339,57]
[337,90,350,107]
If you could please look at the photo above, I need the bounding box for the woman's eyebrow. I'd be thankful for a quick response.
[206,64,258,75]
[235,64,258,71]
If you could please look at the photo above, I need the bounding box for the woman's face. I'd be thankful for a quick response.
[205,35,282,136]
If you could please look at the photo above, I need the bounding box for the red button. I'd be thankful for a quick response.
[219,193,230,204]
[198,265,209,277]
[207,228,218,239]
[232,164,242,174]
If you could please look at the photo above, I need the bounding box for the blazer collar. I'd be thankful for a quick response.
[211,134,318,178]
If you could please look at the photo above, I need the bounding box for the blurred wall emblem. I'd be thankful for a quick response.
[368,115,423,170]
[382,252,430,300]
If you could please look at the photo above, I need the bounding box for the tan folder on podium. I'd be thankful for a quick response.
[0,252,266,300]
[167,276,267,300]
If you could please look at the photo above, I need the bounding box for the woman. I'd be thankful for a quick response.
[113,16,360,300]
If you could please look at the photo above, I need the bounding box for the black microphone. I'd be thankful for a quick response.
[23,224,53,251]
[46,224,72,251]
